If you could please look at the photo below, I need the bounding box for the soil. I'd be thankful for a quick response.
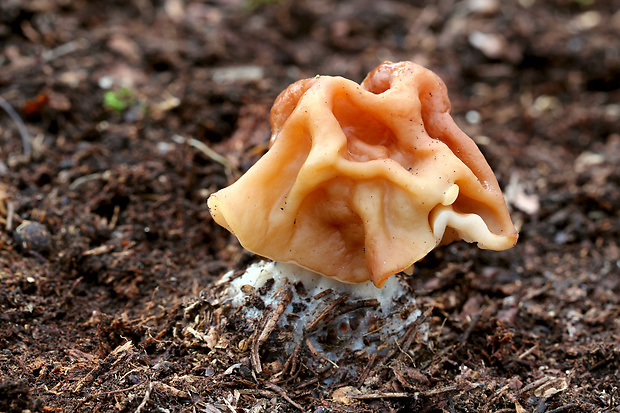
[1,0,619,412]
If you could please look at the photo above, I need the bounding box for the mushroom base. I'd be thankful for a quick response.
[213,261,425,382]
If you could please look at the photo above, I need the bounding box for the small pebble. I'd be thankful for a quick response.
[466,110,481,124]
[98,75,114,89]
[14,221,52,253]
[468,31,506,59]
[467,0,500,15]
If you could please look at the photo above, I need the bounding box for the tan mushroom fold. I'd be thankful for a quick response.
[208,61,518,288]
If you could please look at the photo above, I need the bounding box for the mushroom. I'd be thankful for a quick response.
[208,61,518,288]
[222,259,422,368]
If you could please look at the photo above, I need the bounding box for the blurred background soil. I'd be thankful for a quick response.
[0,0,619,411]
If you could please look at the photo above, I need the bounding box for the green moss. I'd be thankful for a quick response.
[103,87,135,112]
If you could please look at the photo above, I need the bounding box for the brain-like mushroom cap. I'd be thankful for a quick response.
[208,61,518,287]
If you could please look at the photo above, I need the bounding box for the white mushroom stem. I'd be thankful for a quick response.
[222,261,425,368]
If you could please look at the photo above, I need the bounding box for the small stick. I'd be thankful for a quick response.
[546,404,578,413]
[365,309,430,380]
[400,308,431,354]
[273,348,305,385]
[305,338,339,369]
[172,134,239,179]
[305,338,320,358]
[88,382,144,398]
[322,299,380,325]
[41,38,89,62]
[486,383,511,406]
[460,313,480,346]
[295,361,334,389]
[296,365,333,389]
[352,392,410,399]
[356,353,377,387]
[271,344,301,381]
[69,171,108,190]
[305,295,348,332]
[421,384,459,396]
[297,376,320,389]
[313,288,333,300]
[517,376,550,396]
[251,288,293,374]
[0,95,31,158]
[6,201,15,232]
[518,345,539,359]
[265,383,304,411]
[134,381,153,413]
[382,318,422,362]
[108,205,120,230]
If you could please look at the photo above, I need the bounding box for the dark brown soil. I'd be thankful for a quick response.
[1,0,619,412]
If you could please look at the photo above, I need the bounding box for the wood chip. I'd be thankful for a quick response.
[251,288,293,374]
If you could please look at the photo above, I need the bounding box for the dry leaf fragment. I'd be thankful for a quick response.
[331,386,362,405]
[533,377,569,398]
[515,400,527,413]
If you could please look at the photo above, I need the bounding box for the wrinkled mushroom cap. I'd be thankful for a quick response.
[208,61,518,288]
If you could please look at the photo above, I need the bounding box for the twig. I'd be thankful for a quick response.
[349,385,460,401]
[401,308,431,353]
[518,345,539,359]
[0,95,31,158]
[356,353,377,387]
[6,201,15,232]
[0,189,7,217]
[41,38,90,62]
[546,404,578,413]
[486,383,511,406]
[313,288,333,300]
[265,383,304,411]
[322,299,379,326]
[305,338,339,369]
[251,288,293,374]
[296,362,333,389]
[69,171,110,190]
[296,370,329,389]
[517,376,551,396]
[271,344,301,382]
[134,381,153,413]
[286,345,301,377]
[90,382,144,398]
[273,348,305,385]
[352,392,410,399]
[460,313,480,346]
[108,204,120,230]
[305,295,348,332]
[172,134,238,178]
[221,393,236,412]
[370,308,430,377]
[82,244,115,256]
[421,384,459,396]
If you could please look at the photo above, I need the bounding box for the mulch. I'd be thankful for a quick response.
[1,0,618,411]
